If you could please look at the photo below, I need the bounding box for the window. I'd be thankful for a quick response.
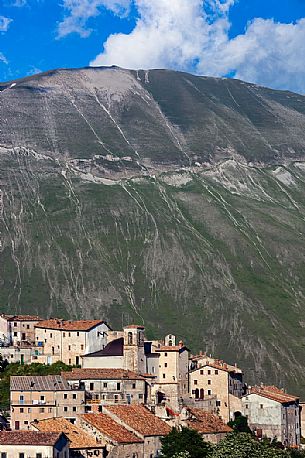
[163,374,166,379]
[81,344,84,351]
[200,370,203,375]
[27,325,30,329]
[14,322,17,327]
[208,380,211,385]
[40,395,45,401]
[69,359,71,365]
[68,333,71,337]
[103,382,107,388]
[208,390,211,395]
[208,370,211,375]
[10,355,13,358]
[28,408,31,413]
[50,333,52,338]
[73,406,77,412]
[19,395,24,403]
[117,383,121,391]
[73,393,77,399]
[39,407,45,413]
[139,394,143,399]
[215,370,218,375]
[260,404,264,409]
[165,363,167,368]
[114,394,119,403]
[24,421,28,425]
[1,453,7,458]
[36,454,42,458]
[64,393,68,399]
[68,345,71,351]
[19,454,24,458]
[14,332,17,337]
[64,406,68,412]
[216,400,221,407]
[20,408,24,413]
[165,352,168,357]
[128,332,133,345]
[132,383,136,389]
[194,380,198,385]
[245,404,249,409]
[77,332,79,337]
[90,383,94,391]
[63,332,65,337]
[48,407,52,413]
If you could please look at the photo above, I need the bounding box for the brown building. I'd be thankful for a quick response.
[10,375,85,430]
[182,407,232,444]
[0,314,42,347]
[80,413,145,457]
[103,404,171,457]
[63,368,147,410]
[32,417,105,458]
[34,319,110,366]
[0,430,69,458]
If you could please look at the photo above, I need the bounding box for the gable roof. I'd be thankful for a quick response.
[62,368,145,381]
[10,375,72,391]
[247,386,299,404]
[0,314,42,322]
[83,337,124,358]
[159,345,188,353]
[35,319,107,331]
[32,417,104,450]
[186,408,232,434]
[81,414,143,444]
[104,405,171,437]
[0,431,65,446]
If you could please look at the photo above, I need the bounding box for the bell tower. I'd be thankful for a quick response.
[123,325,145,374]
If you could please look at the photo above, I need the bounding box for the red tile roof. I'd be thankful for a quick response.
[105,405,171,437]
[187,408,232,434]
[62,368,145,381]
[81,414,143,444]
[249,386,299,404]
[33,418,104,449]
[35,319,106,331]
[1,314,42,322]
[0,431,64,446]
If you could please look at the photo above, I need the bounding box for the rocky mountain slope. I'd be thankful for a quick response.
[1,67,305,395]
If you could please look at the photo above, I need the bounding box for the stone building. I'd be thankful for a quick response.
[242,385,301,447]
[34,319,111,366]
[63,368,147,409]
[102,404,171,457]
[0,314,42,347]
[189,359,244,422]
[80,412,145,457]
[181,407,232,444]
[151,339,189,411]
[10,375,85,430]
[0,431,69,458]
[122,325,146,374]
[32,417,105,458]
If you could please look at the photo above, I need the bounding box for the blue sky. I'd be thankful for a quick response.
[1,0,305,93]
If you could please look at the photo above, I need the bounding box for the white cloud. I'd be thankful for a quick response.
[57,0,131,38]
[0,16,13,32]
[0,53,8,65]
[58,0,305,93]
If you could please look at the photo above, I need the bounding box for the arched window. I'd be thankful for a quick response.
[128,332,133,345]
[168,340,173,346]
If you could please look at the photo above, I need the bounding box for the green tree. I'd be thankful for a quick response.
[209,433,290,458]
[228,412,252,433]
[160,427,212,458]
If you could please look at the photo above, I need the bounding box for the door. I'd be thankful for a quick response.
[76,356,80,366]
[15,421,20,430]
[21,333,26,341]
[20,354,24,365]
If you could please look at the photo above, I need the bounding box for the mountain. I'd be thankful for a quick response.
[1,66,305,395]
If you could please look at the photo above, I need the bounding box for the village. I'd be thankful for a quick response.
[0,313,302,457]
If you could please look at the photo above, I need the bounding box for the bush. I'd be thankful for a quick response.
[160,427,213,458]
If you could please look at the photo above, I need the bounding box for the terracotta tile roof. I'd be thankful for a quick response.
[11,375,72,391]
[0,431,64,446]
[187,408,232,434]
[1,314,42,322]
[33,417,104,449]
[62,368,145,381]
[105,405,171,437]
[124,324,145,329]
[35,319,106,331]
[249,385,299,404]
[81,413,143,444]
[191,361,241,374]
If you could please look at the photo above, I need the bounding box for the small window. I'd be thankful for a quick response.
[117,383,121,391]
[14,322,17,327]
[1,453,7,458]
[68,332,71,337]
[208,370,211,375]
[208,390,211,395]
[20,408,24,413]
[165,352,168,357]
[27,324,30,329]
[132,383,136,389]
[73,393,77,399]
[63,332,65,337]
[245,404,249,409]
[39,407,45,413]
[90,383,94,390]
[216,400,221,407]
[73,406,77,412]
[69,359,71,365]
[128,332,133,345]
[215,370,218,375]
[64,406,68,412]
[14,332,18,337]
[64,393,67,399]
[24,421,28,425]
[77,332,79,337]
[139,394,143,399]
[194,380,198,385]
[36,454,42,458]
[81,344,84,351]
[48,407,52,413]
[19,454,24,458]
[28,408,31,413]
[200,370,203,375]
[104,382,107,388]
[163,374,166,379]
[208,380,211,385]
[40,395,45,401]
[68,345,71,351]
[165,363,168,368]
[260,404,264,409]
[50,333,52,338]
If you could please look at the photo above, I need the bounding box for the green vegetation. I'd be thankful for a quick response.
[0,362,73,412]
[161,430,305,458]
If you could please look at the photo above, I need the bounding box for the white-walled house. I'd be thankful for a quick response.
[242,385,301,447]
